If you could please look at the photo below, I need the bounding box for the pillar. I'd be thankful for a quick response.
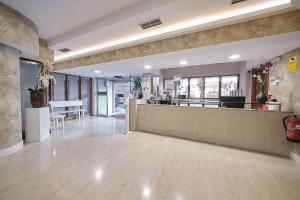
[0,44,22,155]
[0,2,39,157]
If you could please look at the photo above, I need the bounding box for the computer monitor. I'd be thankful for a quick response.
[220,96,246,108]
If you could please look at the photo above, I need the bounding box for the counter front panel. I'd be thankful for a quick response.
[136,105,291,157]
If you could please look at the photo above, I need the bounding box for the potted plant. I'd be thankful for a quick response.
[132,76,143,99]
[28,60,55,108]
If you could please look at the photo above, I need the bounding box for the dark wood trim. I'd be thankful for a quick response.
[78,77,83,115]
[48,79,54,101]
[187,78,191,99]
[20,57,41,65]
[78,77,83,100]
[53,71,91,79]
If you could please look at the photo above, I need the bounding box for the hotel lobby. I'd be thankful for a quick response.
[1,0,300,199]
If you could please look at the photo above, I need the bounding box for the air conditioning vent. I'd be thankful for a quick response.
[231,0,247,5]
[59,48,71,52]
[140,18,162,29]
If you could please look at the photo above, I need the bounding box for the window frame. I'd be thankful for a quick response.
[220,75,240,97]
[164,74,240,99]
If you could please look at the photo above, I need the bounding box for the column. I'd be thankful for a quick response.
[0,44,22,154]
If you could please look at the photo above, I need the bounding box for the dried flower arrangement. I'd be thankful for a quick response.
[28,60,56,108]
[28,60,56,92]
[252,64,270,104]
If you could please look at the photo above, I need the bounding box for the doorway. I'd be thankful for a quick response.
[96,79,108,117]
[112,82,130,117]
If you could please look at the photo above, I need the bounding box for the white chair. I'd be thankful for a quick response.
[50,113,65,130]
[49,100,84,120]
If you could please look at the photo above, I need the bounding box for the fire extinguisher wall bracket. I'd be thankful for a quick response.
[283,115,300,143]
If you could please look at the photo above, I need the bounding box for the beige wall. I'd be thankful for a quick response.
[136,104,291,157]
[129,99,146,131]
[39,39,54,62]
[161,62,246,79]
[269,48,300,113]
[0,2,39,57]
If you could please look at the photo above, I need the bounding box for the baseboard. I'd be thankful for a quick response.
[290,152,300,164]
[0,141,23,158]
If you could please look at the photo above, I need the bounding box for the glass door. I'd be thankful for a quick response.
[97,79,108,117]
[113,82,130,115]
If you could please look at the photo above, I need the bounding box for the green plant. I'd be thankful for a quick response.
[132,76,143,98]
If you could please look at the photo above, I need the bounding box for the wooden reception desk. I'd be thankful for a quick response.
[130,102,292,157]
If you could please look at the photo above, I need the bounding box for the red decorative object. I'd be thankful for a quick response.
[265,62,273,68]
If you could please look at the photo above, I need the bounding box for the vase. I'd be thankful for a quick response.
[256,85,268,104]
[30,90,47,108]
[137,93,143,99]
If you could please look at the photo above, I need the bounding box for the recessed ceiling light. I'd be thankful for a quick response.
[180,60,188,65]
[94,70,101,74]
[58,48,71,53]
[144,65,152,69]
[95,168,103,180]
[142,187,151,198]
[229,54,241,60]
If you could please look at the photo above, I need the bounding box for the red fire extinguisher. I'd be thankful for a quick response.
[283,115,300,143]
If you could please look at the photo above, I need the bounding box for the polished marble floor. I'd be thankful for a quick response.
[0,116,300,200]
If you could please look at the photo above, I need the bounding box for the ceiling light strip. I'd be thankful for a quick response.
[54,0,291,62]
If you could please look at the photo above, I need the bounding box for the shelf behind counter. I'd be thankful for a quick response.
[129,100,291,157]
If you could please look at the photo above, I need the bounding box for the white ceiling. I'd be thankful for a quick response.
[56,31,300,78]
[1,0,295,62]
[0,0,143,40]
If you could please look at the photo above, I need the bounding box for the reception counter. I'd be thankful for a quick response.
[130,103,292,157]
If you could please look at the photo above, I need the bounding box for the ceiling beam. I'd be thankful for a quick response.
[54,10,300,70]
[49,0,175,46]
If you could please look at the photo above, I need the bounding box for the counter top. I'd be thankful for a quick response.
[140,103,291,114]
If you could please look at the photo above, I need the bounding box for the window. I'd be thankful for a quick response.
[164,75,239,99]
[221,76,238,96]
[164,79,174,91]
[204,77,219,98]
[152,77,159,95]
[189,78,203,98]
[177,79,188,96]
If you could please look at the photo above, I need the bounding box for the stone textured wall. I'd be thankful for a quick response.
[0,3,38,153]
[269,48,300,113]
[0,44,22,149]
[55,10,300,70]
[0,2,39,55]
[39,39,54,62]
